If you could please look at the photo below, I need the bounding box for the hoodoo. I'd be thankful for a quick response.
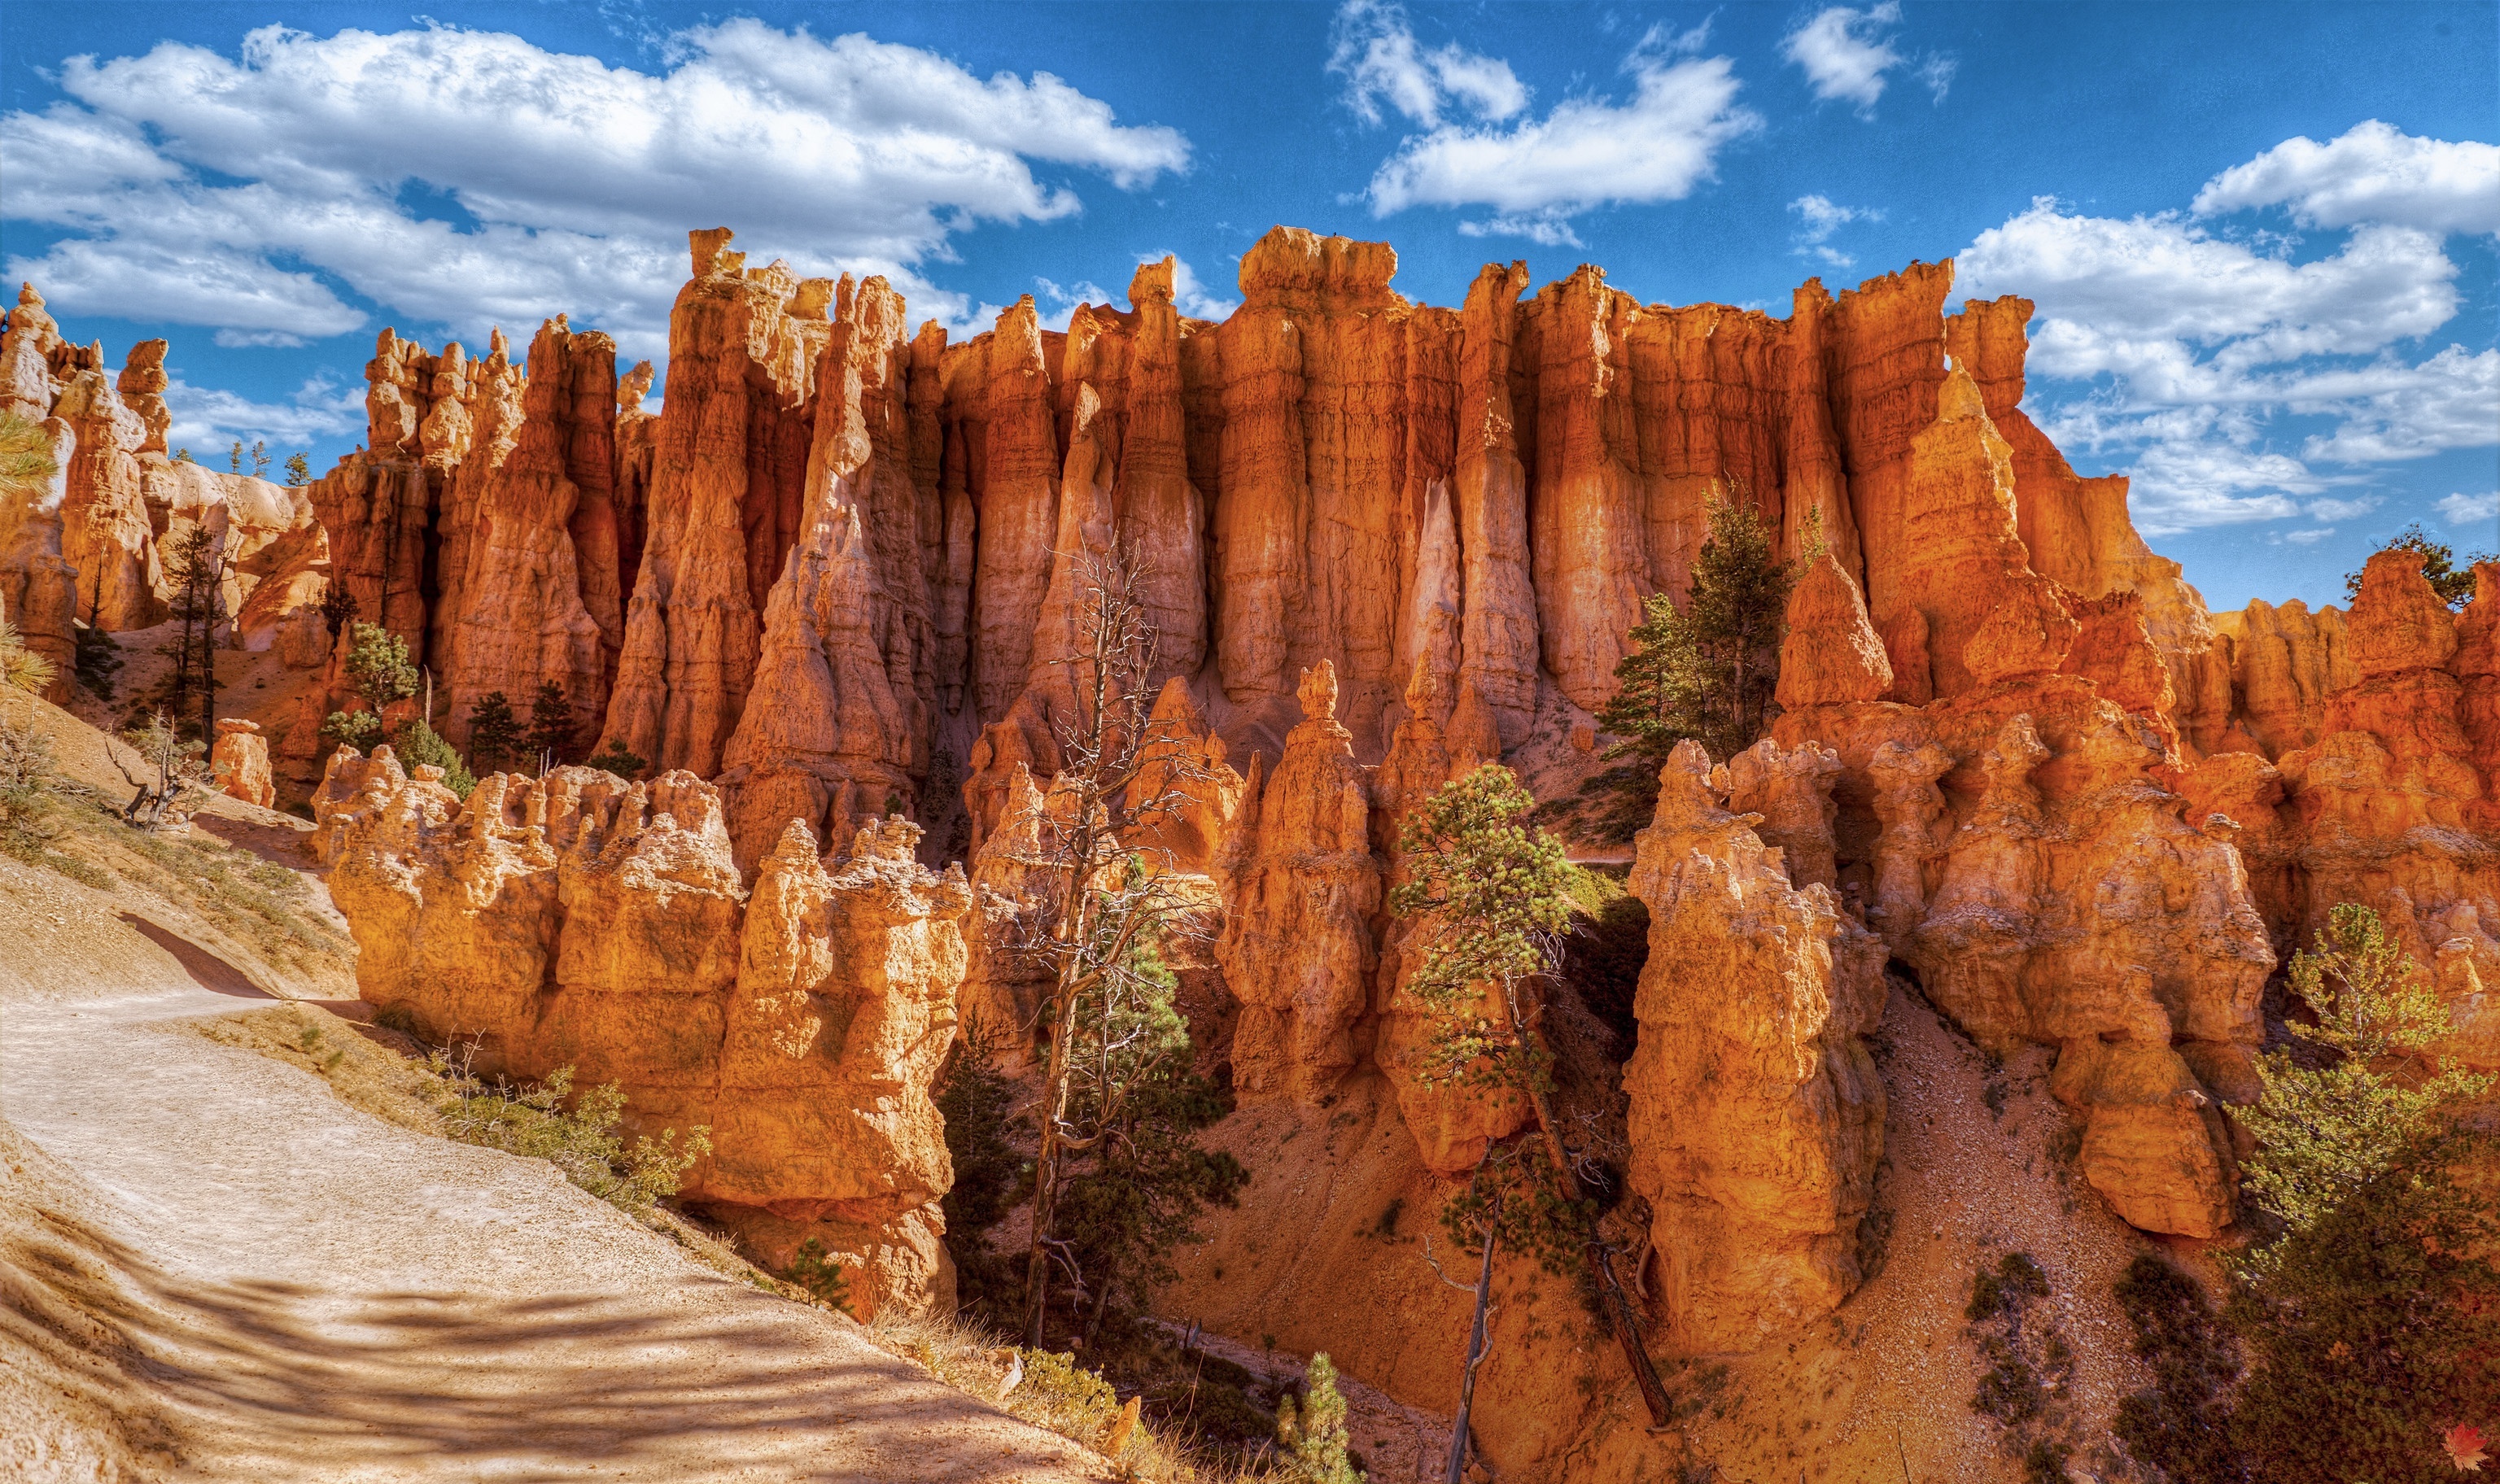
[10,216,2495,1484]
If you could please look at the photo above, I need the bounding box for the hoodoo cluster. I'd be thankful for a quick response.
[9,225,2495,1354]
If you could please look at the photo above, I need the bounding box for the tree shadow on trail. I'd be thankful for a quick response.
[8,1179,1111,1483]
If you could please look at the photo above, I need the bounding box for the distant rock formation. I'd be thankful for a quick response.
[0,284,330,714]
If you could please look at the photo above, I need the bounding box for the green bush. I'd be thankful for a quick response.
[786,1237,854,1317]
[2224,1136,2499,1484]
[391,718,476,799]
[429,1054,709,1218]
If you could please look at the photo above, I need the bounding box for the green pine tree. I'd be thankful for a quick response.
[583,736,649,781]
[465,691,522,774]
[1580,495,1801,840]
[522,681,575,770]
[321,622,418,752]
[1053,929,1248,1344]
[283,452,312,487]
[1274,1352,1361,1484]
[2236,902,2494,1266]
[391,716,477,799]
[1392,764,1671,1426]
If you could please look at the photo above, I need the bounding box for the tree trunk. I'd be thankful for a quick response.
[1024,818,1102,1348]
[1444,1224,1497,1484]
[1520,1036,1673,1428]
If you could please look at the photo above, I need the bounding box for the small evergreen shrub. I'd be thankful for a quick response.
[786,1237,854,1317]
[429,1052,709,1218]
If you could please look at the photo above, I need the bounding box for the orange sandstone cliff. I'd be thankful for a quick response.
[19,222,2500,1480]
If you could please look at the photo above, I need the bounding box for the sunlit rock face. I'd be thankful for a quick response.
[177,216,2499,1364]
[326,762,970,1318]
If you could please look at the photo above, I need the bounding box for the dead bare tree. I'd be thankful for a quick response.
[110,709,210,831]
[1016,543,1226,1349]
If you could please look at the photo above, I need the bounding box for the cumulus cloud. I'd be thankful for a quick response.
[162,374,365,452]
[0,20,1190,359]
[2435,491,2498,526]
[1961,129,2498,536]
[1789,194,1882,268]
[1329,0,1527,129]
[1357,28,1759,229]
[1779,3,1954,116]
[2193,120,2500,235]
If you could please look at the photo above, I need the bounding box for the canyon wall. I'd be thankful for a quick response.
[20,227,2500,1400]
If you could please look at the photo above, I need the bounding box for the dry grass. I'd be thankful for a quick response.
[868,1308,1283,1483]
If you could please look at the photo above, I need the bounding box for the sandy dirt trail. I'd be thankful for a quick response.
[1,980,1112,1484]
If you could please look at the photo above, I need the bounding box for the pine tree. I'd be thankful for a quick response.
[522,681,575,770]
[284,452,312,487]
[1055,933,1248,1344]
[2237,903,2494,1264]
[1392,764,1672,1430]
[1274,1353,1361,1484]
[2343,522,2493,611]
[1580,495,1800,840]
[392,717,477,798]
[250,439,271,478]
[466,691,522,773]
[583,737,649,780]
[155,525,229,742]
[318,582,359,642]
[321,622,417,751]
[227,440,244,474]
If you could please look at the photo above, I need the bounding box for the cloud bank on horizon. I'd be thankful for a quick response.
[0,2,2491,577]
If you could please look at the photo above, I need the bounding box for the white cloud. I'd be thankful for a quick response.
[0,21,1190,358]
[2304,495,2381,522]
[1789,194,1882,268]
[1165,257,1239,322]
[1964,203,2457,369]
[2283,527,2336,544]
[2435,491,2499,527]
[1779,3,1954,116]
[1960,173,2497,535]
[1329,0,1528,129]
[1913,55,1958,104]
[162,373,365,452]
[2293,346,2500,463]
[1457,213,1583,247]
[2193,120,2500,236]
[1359,42,1759,225]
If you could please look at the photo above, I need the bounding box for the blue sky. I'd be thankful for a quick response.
[3,1,2493,610]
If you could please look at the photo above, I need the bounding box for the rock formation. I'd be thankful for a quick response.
[1215,662,1384,1100]
[208,718,274,807]
[42,220,2498,1392]
[1770,418,2274,1237]
[321,751,970,1316]
[1624,740,1886,1351]
[0,286,329,700]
